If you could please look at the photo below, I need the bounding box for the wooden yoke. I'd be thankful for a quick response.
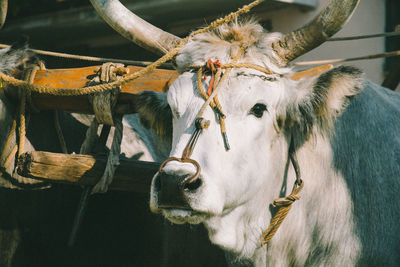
[5,64,332,115]
[5,65,180,114]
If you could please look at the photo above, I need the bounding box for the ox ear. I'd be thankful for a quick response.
[284,66,364,137]
[136,91,172,142]
[0,37,38,74]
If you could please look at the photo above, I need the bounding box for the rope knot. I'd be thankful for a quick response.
[203,59,223,96]
[272,180,304,207]
[273,194,300,207]
[195,117,210,129]
[205,59,222,73]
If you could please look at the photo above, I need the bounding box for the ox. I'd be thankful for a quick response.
[1,0,399,266]
[89,0,400,266]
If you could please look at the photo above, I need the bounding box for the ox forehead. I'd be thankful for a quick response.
[169,69,282,115]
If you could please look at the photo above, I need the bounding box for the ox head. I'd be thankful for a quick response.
[92,0,363,256]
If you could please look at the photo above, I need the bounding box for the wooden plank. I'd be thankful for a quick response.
[17,151,160,193]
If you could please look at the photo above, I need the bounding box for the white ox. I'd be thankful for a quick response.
[1,0,398,266]
[90,0,400,265]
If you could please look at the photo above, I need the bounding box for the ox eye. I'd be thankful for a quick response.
[250,103,268,118]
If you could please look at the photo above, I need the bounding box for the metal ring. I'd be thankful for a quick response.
[158,157,201,184]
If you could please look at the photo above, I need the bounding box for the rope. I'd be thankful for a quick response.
[18,64,41,158]
[79,62,125,193]
[193,45,248,151]
[17,87,26,157]
[0,44,173,69]
[92,115,123,193]
[328,30,400,41]
[260,180,304,245]
[295,49,400,66]
[191,63,274,76]
[0,63,43,186]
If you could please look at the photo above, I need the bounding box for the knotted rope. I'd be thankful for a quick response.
[260,180,304,245]
[189,44,276,151]
[79,62,125,193]
[260,139,304,245]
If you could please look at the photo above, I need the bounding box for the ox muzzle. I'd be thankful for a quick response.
[155,158,202,210]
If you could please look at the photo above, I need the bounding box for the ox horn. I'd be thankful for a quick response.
[90,0,181,56]
[0,0,7,29]
[271,0,360,66]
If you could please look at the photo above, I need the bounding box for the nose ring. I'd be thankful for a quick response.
[158,157,201,184]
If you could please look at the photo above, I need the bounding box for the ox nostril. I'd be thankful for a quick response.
[157,171,193,209]
[183,178,202,191]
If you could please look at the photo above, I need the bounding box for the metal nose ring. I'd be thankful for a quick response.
[158,157,201,184]
[157,117,208,184]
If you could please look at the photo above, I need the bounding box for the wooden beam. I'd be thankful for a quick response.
[17,151,160,193]
[5,65,179,114]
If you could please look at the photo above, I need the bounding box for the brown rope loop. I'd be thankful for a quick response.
[88,62,124,126]
[23,63,43,113]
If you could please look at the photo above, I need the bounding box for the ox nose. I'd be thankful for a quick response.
[155,171,202,210]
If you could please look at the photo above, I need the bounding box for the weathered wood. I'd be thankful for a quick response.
[5,65,180,114]
[17,151,160,193]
